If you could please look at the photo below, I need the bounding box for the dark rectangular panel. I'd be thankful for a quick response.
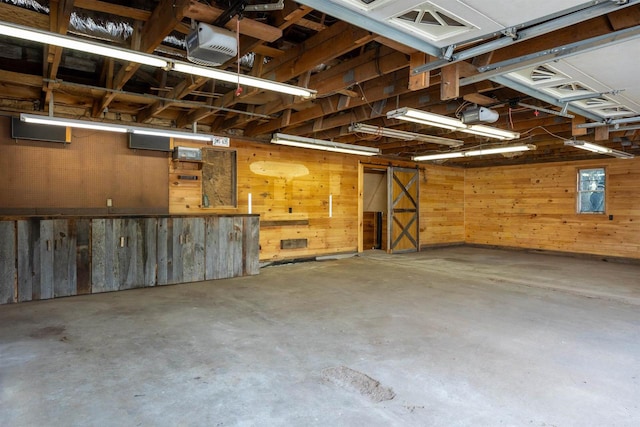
[11,117,69,143]
[128,133,171,151]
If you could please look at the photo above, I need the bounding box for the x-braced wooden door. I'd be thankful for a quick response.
[387,167,419,253]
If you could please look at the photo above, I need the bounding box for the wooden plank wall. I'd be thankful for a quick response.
[419,165,465,246]
[171,139,466,260]
[465,158,640,259]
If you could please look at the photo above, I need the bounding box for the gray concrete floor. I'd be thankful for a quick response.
[1,246,639,427]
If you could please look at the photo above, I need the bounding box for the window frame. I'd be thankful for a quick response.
[576,167,606,214]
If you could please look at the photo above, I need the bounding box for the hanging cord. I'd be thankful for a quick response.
[235,16,243,97]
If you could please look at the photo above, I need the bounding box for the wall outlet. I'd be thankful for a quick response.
[107,198,113,207]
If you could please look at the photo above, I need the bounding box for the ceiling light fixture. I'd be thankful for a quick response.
[172,62,316,99]
[387,107,520,140]
[21,114,222,143]
[21,114,128,133]
[412,144,536,161]
[564,140,634,158]
[0,22,168,68]
[348,123,463,147]
[270,133,379,156]
[0,21,315,99]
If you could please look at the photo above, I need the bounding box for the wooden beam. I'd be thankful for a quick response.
[409,52,430,91]
[92,0,190,117]
[440,63,460,101]
[572,116,588,137]
[595,125,610,141]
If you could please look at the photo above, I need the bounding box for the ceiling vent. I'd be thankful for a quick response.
[390,4,475,41]
[186,23,237,67]
[592,105,635,118]
[543,82,597,99]
[507,65,569,87]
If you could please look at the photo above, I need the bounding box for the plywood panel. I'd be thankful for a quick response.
[0,117,168,214]
[465,158,640,259]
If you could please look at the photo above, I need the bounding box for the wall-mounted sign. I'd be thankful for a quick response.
[212,136,230,147]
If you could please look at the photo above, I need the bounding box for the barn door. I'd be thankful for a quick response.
[388,167,419,253]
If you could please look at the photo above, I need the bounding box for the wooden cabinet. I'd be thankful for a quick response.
[91,218,157,293]
[1,215,259,304]
[157,217,205,285]
[16,219,82,301]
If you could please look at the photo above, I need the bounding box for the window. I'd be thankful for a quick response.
[577,168,605,214]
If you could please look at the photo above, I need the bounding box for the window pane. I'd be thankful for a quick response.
[578,168,605,213]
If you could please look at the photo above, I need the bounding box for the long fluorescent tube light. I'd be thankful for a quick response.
[0,22,168,68]
[271,133,379,156]
[413,144,536,161]
[349,123,463,147]
[464,145,536,156]
[564,140,634,158]
[387,107,520,140]
[21,113,128,133]
[0,22,314,99]
[22,114,220,142]
[172,62,316,99]
[412,152,465,161]
[387,107,461,129]
[131,129,213,142]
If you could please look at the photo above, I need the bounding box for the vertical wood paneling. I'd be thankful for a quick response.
[53,219,76,298]
[172,218,184,284]
[157,218,169,285]
[76,219,91,295]
[0,221,16,304]
[205,216,219,280]
[243,216,260,275]
[420,165,465,246]
[38,220,54,300]
[142,218,157,286]
[465,158,640,259]
[17,220,33,302]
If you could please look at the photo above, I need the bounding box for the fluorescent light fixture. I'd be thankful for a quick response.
[21,113,128,133]
[413,144,536,162]
[564,140,634,158]
[464,145,536,156]
[387,107,461,129]
[0,22,168,68]
[22,114,221,142]
[349,123,463,147]
[271,133,379,156]
[132,128,213,142]
[0,22,314,99]
[461,125,520,140]
[387,107,520,140]
[412,152,465,161]
[172,62,316,99]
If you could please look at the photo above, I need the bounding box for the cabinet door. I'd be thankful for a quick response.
[158,218,204,285]
[205,216,243,280]
[0,221,16,304]
[17,219,54,301]
[92,218,157,292]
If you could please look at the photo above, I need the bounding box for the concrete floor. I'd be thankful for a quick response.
[1,246,639,427]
